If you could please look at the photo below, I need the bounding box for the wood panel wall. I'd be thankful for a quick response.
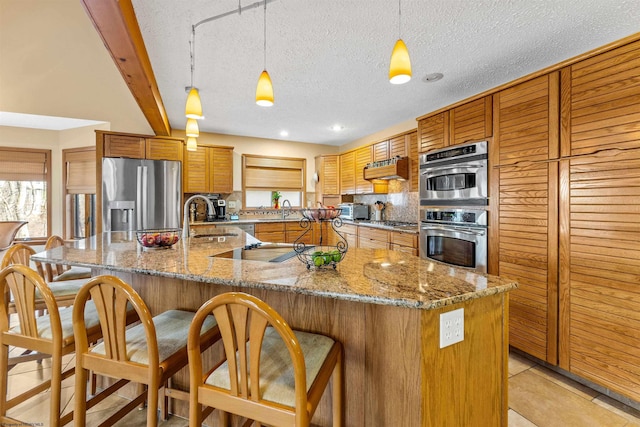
[492,73,559,363]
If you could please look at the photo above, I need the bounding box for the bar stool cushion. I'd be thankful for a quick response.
[9,301,101,346]
[35,278,86,298]
[91,309,217,365]
[206,326,335,407]
[51,266,91,282]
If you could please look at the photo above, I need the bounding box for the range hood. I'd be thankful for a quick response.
[363,157,409,180]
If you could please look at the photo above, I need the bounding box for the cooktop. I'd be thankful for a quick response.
[211,242,310,263]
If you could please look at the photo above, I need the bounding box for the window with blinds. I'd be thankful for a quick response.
[63,147,97,239]
[0,147,51,239]
[242,154,306,208]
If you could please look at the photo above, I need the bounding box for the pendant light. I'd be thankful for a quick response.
[389,0,411,84]
[185,27,204,119]
[256,0,274,106]
[186,118,199,137]
[186,137,198,152]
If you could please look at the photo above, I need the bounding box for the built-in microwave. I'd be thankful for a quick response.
[338,203,369,220]
[419,140,488,206]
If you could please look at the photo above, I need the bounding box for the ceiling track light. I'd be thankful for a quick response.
[389,0,412,84]
[256,0,274,106]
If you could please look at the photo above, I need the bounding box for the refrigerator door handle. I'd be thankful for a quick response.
[136,166,143,230]
[141,166,149,229]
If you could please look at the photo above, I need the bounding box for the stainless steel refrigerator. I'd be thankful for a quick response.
[102,158,182,232]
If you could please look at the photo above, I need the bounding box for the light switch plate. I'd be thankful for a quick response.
[440,308,464,348]
[228,200,236,209]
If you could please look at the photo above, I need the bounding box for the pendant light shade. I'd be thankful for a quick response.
[389,39,411,84]
[186,136,198,152]
[185,118,199,137]
[256,70,274,107]
[185,87,203,119]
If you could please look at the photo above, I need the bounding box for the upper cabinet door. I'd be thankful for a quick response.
[103,134,146,159]
[449,96,493,146]
[418,111,448,153]
[339,151,355,195]
[561,40,640,157]
[146,138,183,162]
[373,140,389,162]
[210,147,233,193]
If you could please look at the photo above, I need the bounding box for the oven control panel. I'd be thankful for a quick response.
[422,209,487,227]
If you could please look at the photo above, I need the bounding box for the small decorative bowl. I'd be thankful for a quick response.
[296,245,346,269]
[136,228,181,249]
[300,208,342,222]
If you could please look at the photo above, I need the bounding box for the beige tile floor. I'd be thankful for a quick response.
[2,349,639,426]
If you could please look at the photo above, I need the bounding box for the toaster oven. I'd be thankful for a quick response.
[338,203,369,220]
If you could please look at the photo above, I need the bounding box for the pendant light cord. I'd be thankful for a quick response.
[398,0,402,39]
[189,26,196,88]
[263,0,267,70]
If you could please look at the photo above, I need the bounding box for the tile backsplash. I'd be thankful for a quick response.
[354,180,418,223]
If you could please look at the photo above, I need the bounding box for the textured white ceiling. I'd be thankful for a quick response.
[131,0,640,146]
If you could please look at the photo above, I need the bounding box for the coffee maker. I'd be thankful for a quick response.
[213,199,226,220]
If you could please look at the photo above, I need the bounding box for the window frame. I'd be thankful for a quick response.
[0,146,52,240]
[241,154,306,209]
[62,146,96,240]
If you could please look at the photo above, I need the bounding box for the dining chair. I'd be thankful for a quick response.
[73,275,221,427]
[0,221,27,251]
[42,235,92,282]
[0,264,105,427]
[187,292,343,427]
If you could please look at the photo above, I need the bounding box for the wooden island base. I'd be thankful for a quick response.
[96,269,509,427]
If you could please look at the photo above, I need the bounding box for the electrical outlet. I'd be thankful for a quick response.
[439,308,464,348]
[228,200,236,209]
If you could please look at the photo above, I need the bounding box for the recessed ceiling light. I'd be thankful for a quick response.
[280,130,289,137]
[331,124,343,132]
[422,73,444,83]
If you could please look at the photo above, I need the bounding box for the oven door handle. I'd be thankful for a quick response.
[421,224,486,236]
[420,163,485,175]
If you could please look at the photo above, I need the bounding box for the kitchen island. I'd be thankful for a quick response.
[33,227,516,426]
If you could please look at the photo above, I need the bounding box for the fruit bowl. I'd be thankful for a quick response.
[300,208,342,222]
[136,228,181,249]
[296,245,346,269]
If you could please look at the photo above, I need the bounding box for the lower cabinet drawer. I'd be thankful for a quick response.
[255,231,286,243]
[358,237,388,250]
[390,243,418,256]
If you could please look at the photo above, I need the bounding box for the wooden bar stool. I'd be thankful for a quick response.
[72,275,221,427]
[1,244,86,312]
[187,292,343,427]
[42,235,92,283]
[0,264,105,427]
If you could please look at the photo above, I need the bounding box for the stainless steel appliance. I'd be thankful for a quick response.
[419,140,488,206]
[102,158,181,232]
[419,208,487,272]
[338,203,369,220]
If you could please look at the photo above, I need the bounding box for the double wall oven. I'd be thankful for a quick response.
[418,141,489,273]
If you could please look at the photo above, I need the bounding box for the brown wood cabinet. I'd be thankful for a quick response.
[408,131,419,192]
[103,134,183,161]
[339,149,387,195]
[339,151,355,195]
[254,222,286,243]
[418,112,448,153]
[315,155,340,205]
[558,39,640,402]
[357,227,389,250]
[390,231,418,256]
[418,95,492,152]
[184,145,233,194]
[490,73,560,364]
[372,140,389,162]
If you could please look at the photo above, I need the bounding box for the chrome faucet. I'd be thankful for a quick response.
[281,199,292,219]
[182,195,215,239]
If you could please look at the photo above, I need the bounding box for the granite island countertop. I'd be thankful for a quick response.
[32,227,515,310]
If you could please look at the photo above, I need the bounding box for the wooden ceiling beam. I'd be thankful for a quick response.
[81,0,171,136]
